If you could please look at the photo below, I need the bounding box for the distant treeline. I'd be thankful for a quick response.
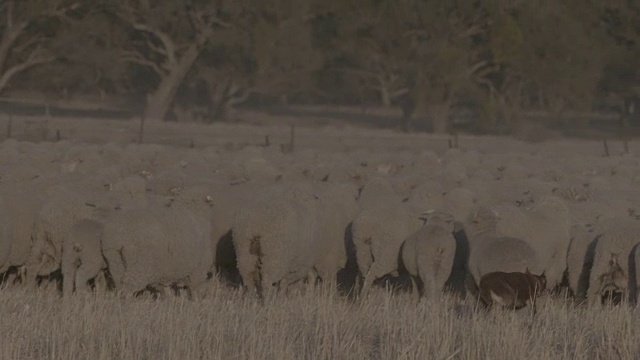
[1,0,640,133]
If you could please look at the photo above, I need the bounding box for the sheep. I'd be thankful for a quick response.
[26,179,146,287]
[0,184,48,284]
[351,198,424,297]
[565,224,597,299]
[207,182,262,284]
[312,183,360,286]
[25,188,96,285]
[61,219,107,297]
[400,210,456,299]
[101,205,213,296]
[465,207,543,291]
[490,197,571,289]
[440,187,478,228]
[586,217,640,305]
[478,269,547,311]
[357,177,399,209]
[0,196,12,276]
[232,183,319,299]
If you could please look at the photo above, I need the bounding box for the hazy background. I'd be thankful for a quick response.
[0,0,639,136]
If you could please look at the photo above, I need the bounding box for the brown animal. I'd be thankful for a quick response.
[478,269,546,311]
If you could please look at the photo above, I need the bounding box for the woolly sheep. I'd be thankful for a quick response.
[491,197,571,288]
[357,177,399,209]
[0,183,49,283]
[101,205,213,296]
[232,183,318,298]
[61,219,106,297]
[400,210,456,298]
[440,187,478,228]
[0,196,11,274]
[586,217,640,305]
[312,183,360,285]
[207,182,263,282]
[565,224,596,299]
[351,198,424,297]
[27,179,146,286]
[26,188,96,284]
[465,207,542,288]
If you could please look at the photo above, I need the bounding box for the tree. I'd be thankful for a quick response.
[110,0,238,121]
[408,0,492,133]
[188,0,325,121]
[483,0,610,130]
[329,0,415,108]
[0,0,79,94]
[599,1,640,106]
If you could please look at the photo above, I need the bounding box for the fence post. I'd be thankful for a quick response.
[6,114,11,139]
[138,116,145,144]
[603,139,610,157]
[289,124,295,152]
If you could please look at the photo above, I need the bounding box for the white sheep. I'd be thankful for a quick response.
[101,204,213,296]
[586,217,640,305]
[26,188,96,284]
[232,183,318,299]
[565,224,597,299]
[27,177,146,287]
[61,219,107,297]
[312,183,360,286]
[491,197,571,288]
[357,177,399,209]
[0,196,12,275]
[351,198,424,297]
[400,210,456,299]
[465,207,542,290]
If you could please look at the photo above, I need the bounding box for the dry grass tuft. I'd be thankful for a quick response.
[0,282,638,359]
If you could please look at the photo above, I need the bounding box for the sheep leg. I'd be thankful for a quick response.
[421,275,437,300]
[9,266,27,286]
[74,263,102,294]
[102,248,126,291]
[93,271,108,295]
[62,263,76,297]
[360,268,375,299]
[360,262,386,299]
[410,275,421,303]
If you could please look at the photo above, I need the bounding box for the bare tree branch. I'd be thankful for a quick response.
[121,49,165,76]
[0,47,55,92]
[145,38,168,58]
[129,23,177,66]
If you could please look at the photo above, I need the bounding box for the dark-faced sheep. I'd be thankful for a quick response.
[479,269,546,311]
[465,207,543,290]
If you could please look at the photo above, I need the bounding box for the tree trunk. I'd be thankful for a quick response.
[380,86,392,108]
[430,103,452,134]
[0,13,26,74]
[143,44,201,122]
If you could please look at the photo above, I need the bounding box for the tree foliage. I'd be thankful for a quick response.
[3,0,639,132]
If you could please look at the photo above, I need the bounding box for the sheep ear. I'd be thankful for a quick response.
[525,267,531,274]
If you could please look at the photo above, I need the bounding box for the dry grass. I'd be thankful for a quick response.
[1,281,638,360]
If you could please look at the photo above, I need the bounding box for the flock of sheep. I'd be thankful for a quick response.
[0,136,639,308]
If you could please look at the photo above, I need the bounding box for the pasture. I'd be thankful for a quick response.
[1,114,640,359]
[1,284,638,359]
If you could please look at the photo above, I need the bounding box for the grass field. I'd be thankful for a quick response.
[1,280,638,360]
